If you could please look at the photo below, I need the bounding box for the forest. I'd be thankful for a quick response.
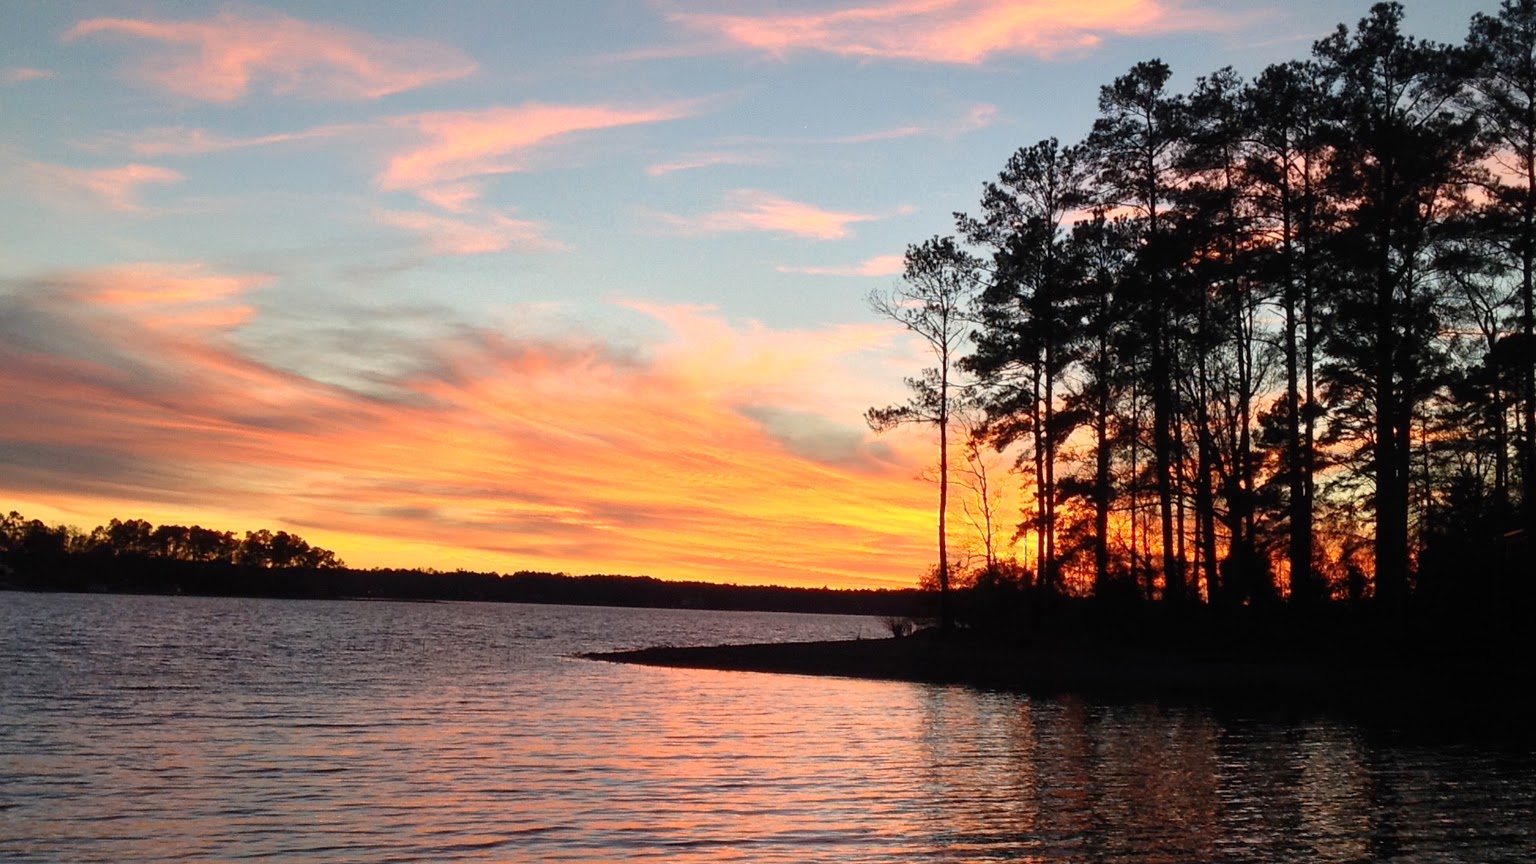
[871,1,1536,634]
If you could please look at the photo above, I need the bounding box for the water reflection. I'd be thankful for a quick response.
[906,689,1536,863]
[2,593,1534,862]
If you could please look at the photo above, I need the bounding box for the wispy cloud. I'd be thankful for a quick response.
[414,182,482,214]
[1,271,935,586]
[820,104,995,142]
[658,190,893,240]
[646,151,771,176]
[90,124,353,157]
[2,67,54,85]
[28,161,183,211]
[777,254,905,277]
[380,101,697,202]
[950,103,998,137]
[377,209,570,256]
[830,125,926,144]
[670,0,1230,64]
[64,6,476,102]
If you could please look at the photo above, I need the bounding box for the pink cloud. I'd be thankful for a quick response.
[777,254,905,277]
[2,67,54,85]
[659,190,887,240]
[952,103,998,136]
[371,102,697,254]
[380,101,696,197]
[671,0,1227,64]
[378,209,570,256]
[414,182,483,214]
[64,6,475,102]
[29,162,183,211]
[829,125,926,144]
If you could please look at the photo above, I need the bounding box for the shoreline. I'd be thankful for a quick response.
[583,635,1535,735]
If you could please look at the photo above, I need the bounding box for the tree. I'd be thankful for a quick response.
[1467,0,1536,546]
[953,409,1008,576]
[150,524,192,560]
[186,525,239,563]
[239,529,275,567]
[1178,65,1270,605]
[0,511,68,568]
[960,137,1094,594]
[1244,59,1332,606]
[867,236,980,629]
[103,518,155,556]
[1314,2,1481,607]
[1067,212,1138,597]
[1087,59,1192,602]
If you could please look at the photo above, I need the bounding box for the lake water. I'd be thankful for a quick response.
[2,593,1534,862]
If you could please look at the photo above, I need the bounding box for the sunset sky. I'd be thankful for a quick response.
[1,1,1492,588]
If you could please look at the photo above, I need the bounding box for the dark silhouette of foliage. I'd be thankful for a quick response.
[867,237,982,629]
[960,137,1094,594]
[1,511,344,572]
[874,1,1534,646]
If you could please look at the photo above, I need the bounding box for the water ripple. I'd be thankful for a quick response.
[2,593,1534,862]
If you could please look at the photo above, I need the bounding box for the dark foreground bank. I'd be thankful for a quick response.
[584,634,1536,737]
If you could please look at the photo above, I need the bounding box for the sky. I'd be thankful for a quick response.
[0,0,1496,588]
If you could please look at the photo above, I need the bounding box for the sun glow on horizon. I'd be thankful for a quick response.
[1,265,946,588]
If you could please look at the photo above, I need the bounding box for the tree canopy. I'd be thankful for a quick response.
[881,2,1535,632]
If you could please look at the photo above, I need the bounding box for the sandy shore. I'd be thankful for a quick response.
[583,635,1532,733]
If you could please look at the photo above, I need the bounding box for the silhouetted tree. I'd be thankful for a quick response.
[960,137,1094,593]
[1066,212,1137,596]
[1087,58,1192,602]
[1244,59,1332,606]
[0,511,68,569]
[867,237,981,629]
[1313,2,1481,609]
[1467,0,1536,545]
[1178,65,1271,606]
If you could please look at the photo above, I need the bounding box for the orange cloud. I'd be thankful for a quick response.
[0,266,940,588]
[66,261,271,307]
[777,254,905,277]
[28,162,183,211]
[377,209,570,255]
[31,262,269,340]
[671,0,1226,64]
[659,190,888,240]
[380,101,696,199]
[64,6,475,102]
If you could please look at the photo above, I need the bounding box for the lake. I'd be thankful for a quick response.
[2,592,1534,862]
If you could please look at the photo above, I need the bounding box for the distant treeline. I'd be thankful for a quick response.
[1,510,344,570]
[0,510,921,617]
